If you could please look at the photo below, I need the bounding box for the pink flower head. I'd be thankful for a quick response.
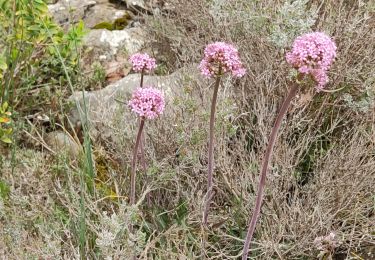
[129,53,157,73]
[286,32,337,90]
[199,42,246,78]
[128,87,165,119]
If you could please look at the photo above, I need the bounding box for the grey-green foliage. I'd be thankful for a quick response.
[208,0,317,49]
[96,204,147,258]
[269,0,318,48]
[343,82,375,113]
[209,0,228,23]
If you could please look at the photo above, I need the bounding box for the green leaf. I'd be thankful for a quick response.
[2,101,8,111]
[0,57,7,71]
[34,1,48,14]
[4,128,12,135]
[27,24,42,31]
[1,136,12,143]
[0,117,10,123]
[0,180,10,199]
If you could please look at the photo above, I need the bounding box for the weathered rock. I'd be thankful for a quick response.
[48,0,130,29]
[83,27,146,56]
[123,0,150,14]
[80,26,147,88]
[68,65,204,144]
[48,0,96,27]
[82,5,129,29]
[45,131,82,159]
[122,0,173,15]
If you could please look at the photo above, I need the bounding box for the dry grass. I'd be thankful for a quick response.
[1,0,375,259]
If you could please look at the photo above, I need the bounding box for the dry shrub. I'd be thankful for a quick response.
[141,0,375,258]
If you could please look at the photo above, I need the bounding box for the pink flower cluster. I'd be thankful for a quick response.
[128,87,165,119]
[129,53,157,73]
[286,32,337,91]
[199,42,246,78]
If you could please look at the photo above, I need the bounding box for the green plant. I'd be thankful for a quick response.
[154,62,168,76]
[0,0,85,107]
[0,102,12,144]
[0,179,10,199]
[268,0,317,48]
[91,62,106,88]
[41,15,93,258]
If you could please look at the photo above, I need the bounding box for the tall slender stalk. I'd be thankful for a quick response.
[130,117,145,205]
[242,83,299,259]
[139,69,147,173]
[140,68,144,88]
[203,74,221,226]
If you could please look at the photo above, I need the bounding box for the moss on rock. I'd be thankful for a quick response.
[92,14,132,31]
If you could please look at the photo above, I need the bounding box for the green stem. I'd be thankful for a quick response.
[242,83,299,259]
[203,74,221,226]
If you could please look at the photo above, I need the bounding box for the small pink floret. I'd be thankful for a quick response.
[199,42,246,78]
[128,87,165,119]
[129,53,157,73]
[286,32,337,90]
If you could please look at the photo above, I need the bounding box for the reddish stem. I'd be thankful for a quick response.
[139,68,149,203]
[242,83,299,259]
[139,69,147,172]
[140,68,144,88]
[203,74,221,226]
[130,117,145,205]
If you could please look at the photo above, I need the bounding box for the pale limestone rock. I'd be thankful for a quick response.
[45,131,81,159]
[83,27,146,56]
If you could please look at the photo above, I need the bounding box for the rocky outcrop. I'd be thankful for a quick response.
[83,27,146,56]
[48,0,97,27]
[45,131,82,159]
[122,0,175,15]
[48,0,131,29]
[81,27,147,82]
[68,65,203,143]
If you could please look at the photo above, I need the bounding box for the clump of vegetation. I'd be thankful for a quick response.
[145,0,375,258]
[0,0,375,259]
[0,102,12,144]
[0,0,85,109]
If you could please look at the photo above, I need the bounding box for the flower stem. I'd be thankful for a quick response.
[139,69,147,174]
[203,74,221,226]
[140,68,144,88]
[138,69,149,203]
[242,83,299,259]
[130,117,145,205]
